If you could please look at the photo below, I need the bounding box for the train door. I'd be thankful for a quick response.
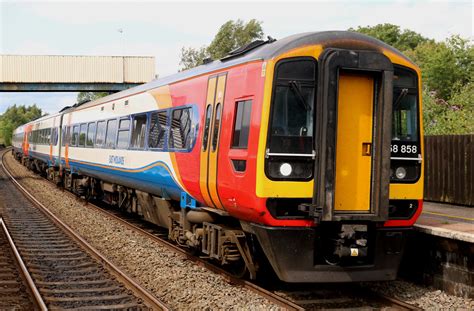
[199,73,227,209]
[315,49,393,221]
[334,72,373,212]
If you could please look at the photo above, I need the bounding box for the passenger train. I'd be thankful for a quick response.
[12,31,424,282]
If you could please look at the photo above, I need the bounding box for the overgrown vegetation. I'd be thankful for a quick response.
[0,105,43,145]
[179,19,264,70]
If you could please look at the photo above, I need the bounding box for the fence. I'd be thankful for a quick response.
[424,135,473,206]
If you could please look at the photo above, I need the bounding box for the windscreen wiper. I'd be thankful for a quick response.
[394,88,409,109]
[289,81,311,111]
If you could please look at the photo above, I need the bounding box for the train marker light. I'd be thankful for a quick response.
[395,167,407,179]
[279,163,292,177]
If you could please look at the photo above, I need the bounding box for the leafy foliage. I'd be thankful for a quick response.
[423,83,474,135]
[76,92,110,103]
[407,35,473,100]
[0,105,43,146]
[350,23,430,52]
[179,19,264,70]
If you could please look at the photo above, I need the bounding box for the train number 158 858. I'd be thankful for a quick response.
[391,144,417,154]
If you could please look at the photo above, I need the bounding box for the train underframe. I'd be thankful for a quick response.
[13,149,408,283]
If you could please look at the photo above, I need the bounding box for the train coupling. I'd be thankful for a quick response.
[298,203,323,223]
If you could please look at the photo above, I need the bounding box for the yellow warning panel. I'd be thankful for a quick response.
[334,72,374,212]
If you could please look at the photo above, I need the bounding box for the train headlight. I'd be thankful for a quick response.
[279,163,293,177]
[395,167,407,179]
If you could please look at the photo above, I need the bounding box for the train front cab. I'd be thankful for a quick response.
[248,43,423,282]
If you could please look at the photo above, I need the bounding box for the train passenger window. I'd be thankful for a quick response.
[211,103,222,152]
[50,128,55,145]
[62,126,71,146]
[79,123,87,147]
[45,128,50,144]
[232,100,252,149]
[169,108,192,150]
[72,125,79,146]
[131,114,147,149]
[117,118,130,149]
[86,122,96,147]
[105,119,117,149]
[148,111,168,149]
[202,105,212,151]
[95,121,106,148]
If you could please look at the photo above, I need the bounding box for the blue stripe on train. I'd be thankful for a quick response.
[65,159,184,201]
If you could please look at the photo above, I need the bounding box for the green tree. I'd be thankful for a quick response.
[0,104,43,146]
[350,23,430,52]
[423,83,474,135]
[76,92,109,103]
[179,19,264,70]
[407,35,473,100]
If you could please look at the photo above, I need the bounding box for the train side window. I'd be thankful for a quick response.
[72,125,79,146]
[48,128,51,144]
[50,128,55,145]
[148,111,168,149]
[232,100,252,149]
[79,123,87,147]
[105,119,117,149]
[170,108,192,150]
[95,121,106,148]
[131,114,147,149]
[117,118,130,149]
[211,103,222,152]
[202,105,212,151]
[86,122,96,147]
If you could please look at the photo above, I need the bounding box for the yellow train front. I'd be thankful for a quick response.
[246,31,424,282]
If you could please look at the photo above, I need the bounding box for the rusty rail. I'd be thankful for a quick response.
[0,218,47,310]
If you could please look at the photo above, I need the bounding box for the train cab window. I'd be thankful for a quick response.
[105,119,117,149]
[148,111,168,149]
[117,118,130,149]
[95,121,106,148]
[232,100,252,149]
[170,108,192,150]
[393,67,419,142]
[268,58,316,154]
[79,124,87,147]
[72,125,79,146]
[86,122,96,147]
[202,105,212,151]
[131,114,147,149]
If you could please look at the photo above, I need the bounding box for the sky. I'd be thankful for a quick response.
[0,0,472,115]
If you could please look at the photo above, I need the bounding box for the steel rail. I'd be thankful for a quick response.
[1,150,169,311]
[0,218,48,310]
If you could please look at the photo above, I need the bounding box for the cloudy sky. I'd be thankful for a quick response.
[0,0,472,114]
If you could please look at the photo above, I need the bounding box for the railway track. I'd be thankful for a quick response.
[2,148,422,310]
[0,150,169,310]
[0,218,45,310]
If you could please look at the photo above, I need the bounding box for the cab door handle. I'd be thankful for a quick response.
[362,142,372,156]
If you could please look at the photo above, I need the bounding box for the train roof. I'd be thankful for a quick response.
[67,31,416,112]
